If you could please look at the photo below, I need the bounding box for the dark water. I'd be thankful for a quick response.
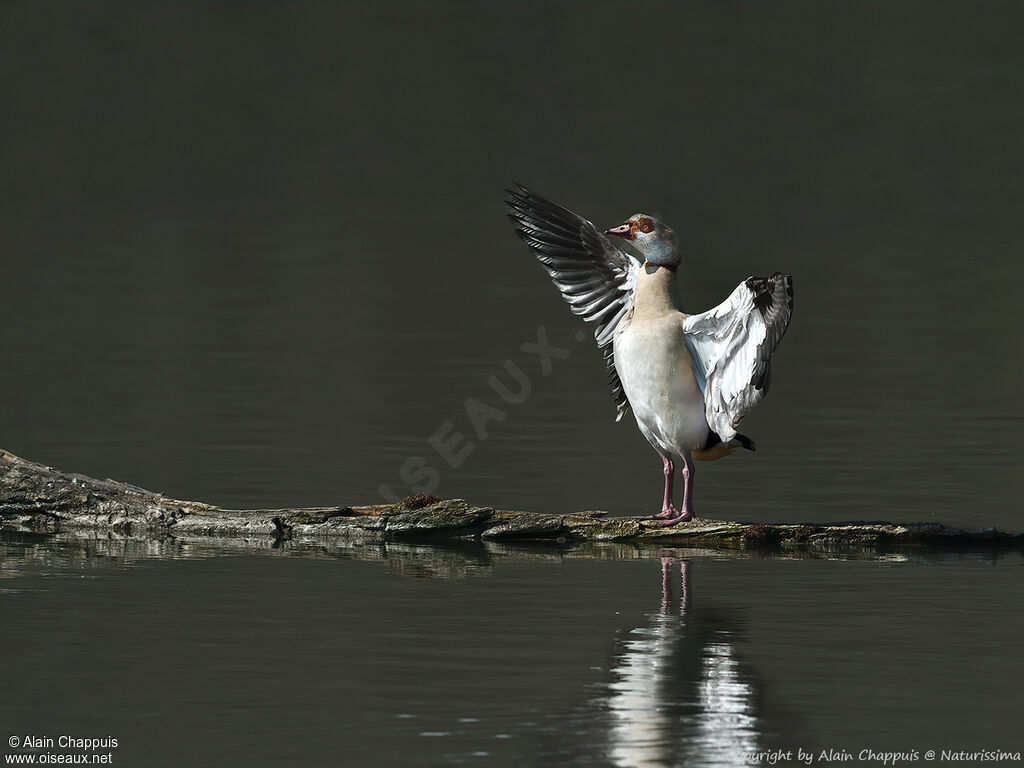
[2,1,1023,766]
[2,535,1023,767]
[2,0,1022,525]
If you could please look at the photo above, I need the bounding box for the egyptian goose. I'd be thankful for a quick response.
[507,186,793,524]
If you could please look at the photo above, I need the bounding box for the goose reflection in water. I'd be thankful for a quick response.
[606,558,761,768]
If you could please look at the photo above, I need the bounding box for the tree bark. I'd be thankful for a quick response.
[2,448,1020,552]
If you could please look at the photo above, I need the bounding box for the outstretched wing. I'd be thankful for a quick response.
[506,185,640,421]
[683,273,793,441]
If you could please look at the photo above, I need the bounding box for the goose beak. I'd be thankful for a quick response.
[605,223,633,240]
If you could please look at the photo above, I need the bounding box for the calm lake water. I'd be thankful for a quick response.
[2,536,1023,767]
[1,1,1023,765]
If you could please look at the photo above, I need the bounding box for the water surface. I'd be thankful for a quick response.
[2,534,1022,766]
[1,0,1022,526]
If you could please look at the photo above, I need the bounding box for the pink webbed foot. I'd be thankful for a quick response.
[656,510,694,526]
[653,505,679,520]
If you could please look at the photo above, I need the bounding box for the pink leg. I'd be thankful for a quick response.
[658,454,695,526]
[653,456,678,518]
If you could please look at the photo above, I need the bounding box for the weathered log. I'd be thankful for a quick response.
[2,448,1021,554]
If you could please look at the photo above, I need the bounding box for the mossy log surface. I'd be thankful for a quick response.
[2,448,1021,553]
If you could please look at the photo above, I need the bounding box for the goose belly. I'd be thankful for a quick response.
[614,318,709,456]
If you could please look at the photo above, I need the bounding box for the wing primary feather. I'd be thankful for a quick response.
[507,185,639,420]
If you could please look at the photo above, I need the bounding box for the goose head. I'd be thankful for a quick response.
[605,214,680,269]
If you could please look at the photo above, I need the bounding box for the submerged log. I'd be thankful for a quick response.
[1,448,1021,552]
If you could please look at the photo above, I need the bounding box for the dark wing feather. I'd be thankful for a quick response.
[506,185,639,421]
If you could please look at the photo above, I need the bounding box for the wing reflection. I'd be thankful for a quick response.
[606,558,760,768]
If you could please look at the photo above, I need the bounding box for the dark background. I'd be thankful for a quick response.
[3,5,1024,767]
[2,0,1021,527]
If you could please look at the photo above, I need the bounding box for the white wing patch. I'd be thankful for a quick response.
[683,274,793,441]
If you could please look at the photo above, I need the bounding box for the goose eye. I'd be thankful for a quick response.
[639,220,654,233]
